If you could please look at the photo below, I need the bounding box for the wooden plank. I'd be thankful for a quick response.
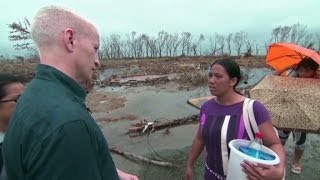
[187,96,214,109]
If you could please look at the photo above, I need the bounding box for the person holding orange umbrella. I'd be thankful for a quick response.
[274,57,319,174]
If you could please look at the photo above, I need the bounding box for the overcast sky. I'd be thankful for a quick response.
[1,0,319,56]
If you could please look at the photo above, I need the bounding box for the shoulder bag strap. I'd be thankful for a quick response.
[243,98,254,141]
[248,99,259,134]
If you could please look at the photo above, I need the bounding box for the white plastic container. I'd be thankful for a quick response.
[226,139,280,180]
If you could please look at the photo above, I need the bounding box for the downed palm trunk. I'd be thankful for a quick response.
[110,148,179,168]
[127,114,199,135]
[101,75,170,87]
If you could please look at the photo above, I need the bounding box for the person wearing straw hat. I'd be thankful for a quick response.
[185,58,286,180]
[275,57,319,174]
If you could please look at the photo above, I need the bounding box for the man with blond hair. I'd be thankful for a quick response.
[3,5,138,180]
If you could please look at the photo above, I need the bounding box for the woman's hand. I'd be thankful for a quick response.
[185,166,194,180]
[241,160,284,180]
[117,169,139,180]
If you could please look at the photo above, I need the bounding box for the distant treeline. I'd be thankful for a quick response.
[2,19,320,61]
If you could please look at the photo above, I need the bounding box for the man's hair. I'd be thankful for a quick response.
[31,5,93,51]
[0,74,25,100]
[298,57,319,71]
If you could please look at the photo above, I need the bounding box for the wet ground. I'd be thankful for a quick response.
[82,67,297,179]
[3,57,319,179]
[86,64,320,180]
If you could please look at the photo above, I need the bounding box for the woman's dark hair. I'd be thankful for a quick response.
[0,74,25,100]
[298,57,319,71]
[211,58,242,91]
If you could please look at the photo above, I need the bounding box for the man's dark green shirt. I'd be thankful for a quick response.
[3,64,120,180]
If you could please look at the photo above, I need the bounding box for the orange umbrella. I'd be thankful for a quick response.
[266,43,320,71]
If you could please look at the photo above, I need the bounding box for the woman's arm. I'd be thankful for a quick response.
[274,64,297,75]
[185,124,205,180]
[242,100,286,179]
[260,121,287,170]
[242,121,287,180]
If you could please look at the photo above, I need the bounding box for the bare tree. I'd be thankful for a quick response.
[255,44,260,55]
[233,31,247,56]
[209,36,217,56]
[270,27,280,43]
[100,37,111,59]
[197,34,205,56]
[244,40,253,57]
[109,34,123,59]
[216,33,225,55]
[264,42,268,54]
[301,33,314,48]
[147,37,158,58]
[269,23,309,46]
[279,26,291,42]
[264,36,274,54]
[135,34,146,58]
[172,34,181,56]
[157,31,169,57]
[191,44,197,56]
[180,32,192,56]
[140,34,150,58]
[166,34,180,57]
[8,17,35,51]
[315,33,320,51]
[290,23,307,44]
[190,34,205,56]
[270,26,291,43]
[226,33,233,55]
[122,40,131,59]
[127,31,137,58]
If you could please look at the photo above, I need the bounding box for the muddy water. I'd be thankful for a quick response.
[92,67,319,180]
[96,84,206,175]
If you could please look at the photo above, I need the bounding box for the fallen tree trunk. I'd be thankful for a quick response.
[127,114,199,134]
[110,148,179,168]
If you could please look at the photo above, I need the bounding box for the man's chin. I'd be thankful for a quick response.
[84,71,99,92]
[80,79,95,92]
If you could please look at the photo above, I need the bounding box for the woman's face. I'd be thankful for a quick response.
[0,82,25,128]
[208,64,237,96]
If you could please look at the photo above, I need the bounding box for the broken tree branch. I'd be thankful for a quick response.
[110,148,179,168]
[127,114,199,134]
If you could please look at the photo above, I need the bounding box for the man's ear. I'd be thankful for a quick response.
[63,28,75,52]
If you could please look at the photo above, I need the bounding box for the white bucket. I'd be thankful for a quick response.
[226,139,280,180]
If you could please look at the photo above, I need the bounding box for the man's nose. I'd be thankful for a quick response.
[94,56,100,68]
